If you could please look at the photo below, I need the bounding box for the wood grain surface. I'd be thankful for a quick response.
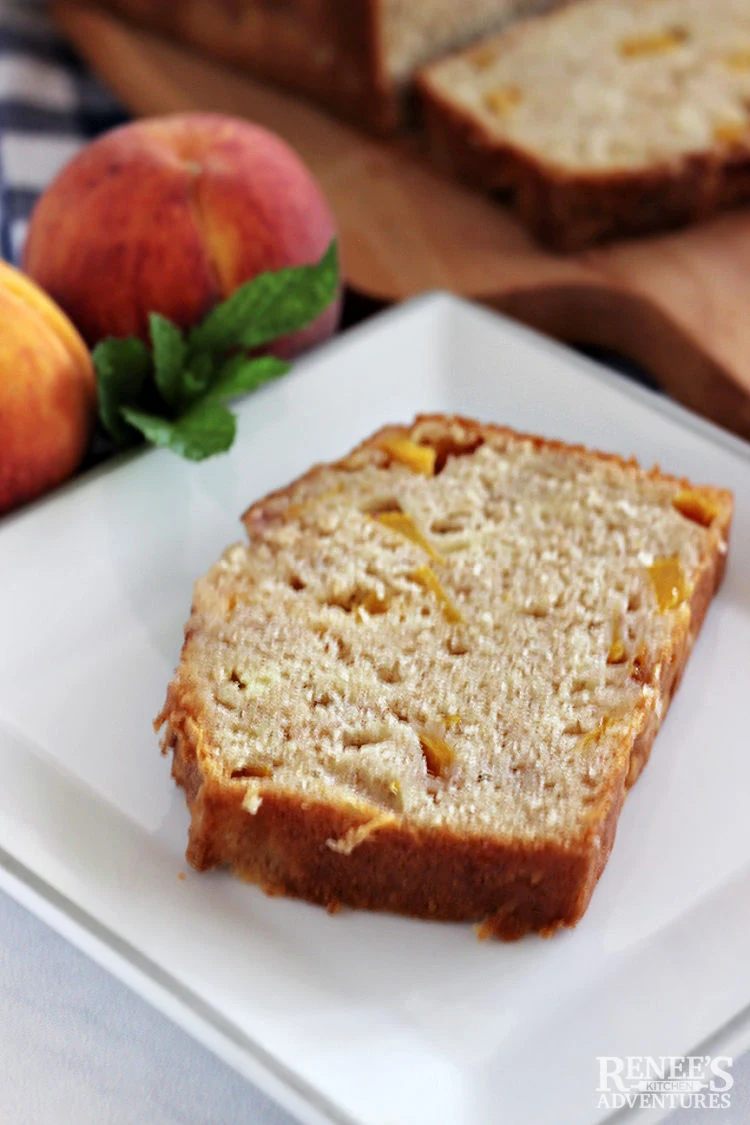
[53,1,750,440]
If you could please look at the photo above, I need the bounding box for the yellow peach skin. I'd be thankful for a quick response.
[23,113,341,357]
[0,261,96,515]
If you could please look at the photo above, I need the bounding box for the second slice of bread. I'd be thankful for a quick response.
[419,0,750,249]
[157,416,732,938]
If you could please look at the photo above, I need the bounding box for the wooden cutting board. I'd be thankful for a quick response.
[54,1,750,440]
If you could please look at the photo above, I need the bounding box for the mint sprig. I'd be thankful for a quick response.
[93,240,339,461]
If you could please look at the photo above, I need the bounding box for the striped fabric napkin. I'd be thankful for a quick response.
[0,0,126,265]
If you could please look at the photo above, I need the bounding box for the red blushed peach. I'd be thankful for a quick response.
[23,113,341,357]
[0,261,96,515]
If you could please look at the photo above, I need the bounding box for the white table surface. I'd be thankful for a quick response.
[0,889,297,1125]
[1,885,748,1125]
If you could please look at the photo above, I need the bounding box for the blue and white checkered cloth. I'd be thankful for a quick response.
[0,0,127,266]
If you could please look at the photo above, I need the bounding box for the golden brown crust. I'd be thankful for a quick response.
[157,415,733,939]
[417,72,750,251]
[95,0,398,134]
[165,712,593,939]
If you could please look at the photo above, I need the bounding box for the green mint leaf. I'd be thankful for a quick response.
[149,313,186,409]
[93,337,151,446]
[93,244,327,462]
[206,355,289,402]
[121,400,237,462]
[187,240,339,356]
[178,353,216,409]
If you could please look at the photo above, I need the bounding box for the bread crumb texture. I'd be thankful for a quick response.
[423,0,750,171]
[160,416,731,877]
[380,0,555,83]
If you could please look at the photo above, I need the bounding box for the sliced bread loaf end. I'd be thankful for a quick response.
[157,415,732,938]
[419,0,750,248]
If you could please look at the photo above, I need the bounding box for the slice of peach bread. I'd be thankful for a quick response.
[157,415,732,939]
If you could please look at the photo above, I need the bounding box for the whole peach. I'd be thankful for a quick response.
[23,113,340,358]
[0,261,96,515]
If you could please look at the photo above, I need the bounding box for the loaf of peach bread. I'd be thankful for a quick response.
[94,0,557,133]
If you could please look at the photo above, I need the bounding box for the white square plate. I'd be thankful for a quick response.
[1,295,749,1125]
